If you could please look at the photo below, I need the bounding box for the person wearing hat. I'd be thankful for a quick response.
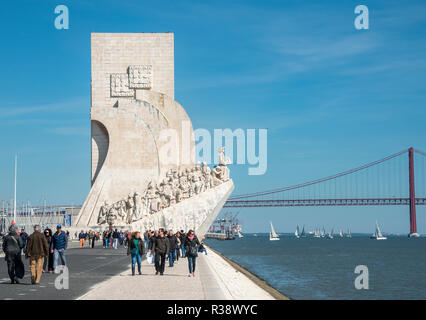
[2,223,25,284]
[52,225,68,272]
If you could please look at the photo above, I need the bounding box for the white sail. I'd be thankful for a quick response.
[269,221,279,240]
[295,225,300,237]
[371,221,387,240]
[270,221,278,238]
[376,221,383,238]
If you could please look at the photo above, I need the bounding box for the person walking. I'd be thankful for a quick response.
[52,225,68,272]
[151,230,169,275]
[78,230,86,248]
[90,231,96,248]
[2,224,25,284]
[175,232,182,261]
[20,228,29,254]
[112,229,119,249]
[103,230,107,248]
[25,225,49,285]
[149,230,158,273]
[127,232,144,276]
[180,230,187,257]
[184,230,200,277]
[43,228,54,273]
[167,230,178,267]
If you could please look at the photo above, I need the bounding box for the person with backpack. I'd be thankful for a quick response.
[184,230,200,277]
[2,223,25,284]
[127,232,144,276]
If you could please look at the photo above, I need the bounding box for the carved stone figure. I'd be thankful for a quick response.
[211,166,224,186]
[133,192,143,221]
[126,194,135,224]
[96,148,232,228]
[98,201,109,224]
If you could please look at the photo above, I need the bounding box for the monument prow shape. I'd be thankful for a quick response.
[74,33,234,237]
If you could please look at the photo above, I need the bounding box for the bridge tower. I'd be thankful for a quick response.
[408,147,419,237]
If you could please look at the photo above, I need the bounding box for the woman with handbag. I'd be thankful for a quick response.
[184,230,200,277]
[127,231,144,276]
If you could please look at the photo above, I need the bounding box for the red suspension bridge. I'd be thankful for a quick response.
[225,147,426,237]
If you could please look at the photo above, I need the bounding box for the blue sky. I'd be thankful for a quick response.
[1,0,426,233]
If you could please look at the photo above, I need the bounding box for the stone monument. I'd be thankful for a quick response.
[73,33,234,237]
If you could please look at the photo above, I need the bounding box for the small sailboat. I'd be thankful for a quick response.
[346,229,352,238]
[300,225,306,238]
[370,221,387,240]
[321,227,326,238]
[269,221,280,241]
[339,230,344,238]
[295,225,300,238]
[313,229,321,238]
[327,228,334,239]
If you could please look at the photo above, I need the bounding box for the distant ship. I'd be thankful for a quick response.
[339,230,344,238]
[295,225,300,238]
[269,221,280,241]
[346,229,352,238]
[321,227,326,238]
[370,221,387,240]
[326,228,334,239]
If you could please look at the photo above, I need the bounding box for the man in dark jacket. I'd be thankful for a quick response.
[78,230,86,248]
[167,230,178,267]
[2,224,24,284]
[20,228,29,254]
[151,230,169,275]
[112,229,119,249]
[52,225,68,272]
[26,225,49,284]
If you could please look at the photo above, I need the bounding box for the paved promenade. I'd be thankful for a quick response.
[1,240,284,300]
[79,245,277,300]
[0,241,130,300]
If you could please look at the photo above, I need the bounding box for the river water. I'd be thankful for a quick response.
[204,234,426,299]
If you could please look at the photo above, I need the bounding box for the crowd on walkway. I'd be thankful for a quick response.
[2,222,207,285]
[77,227,208,277]
[1,222,68,284]
[76,229,131,249]
[128,228,207,277]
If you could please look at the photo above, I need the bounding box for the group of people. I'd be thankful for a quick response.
[2,221,208,285]
[127,228,206,277]
[1,223,68,284]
